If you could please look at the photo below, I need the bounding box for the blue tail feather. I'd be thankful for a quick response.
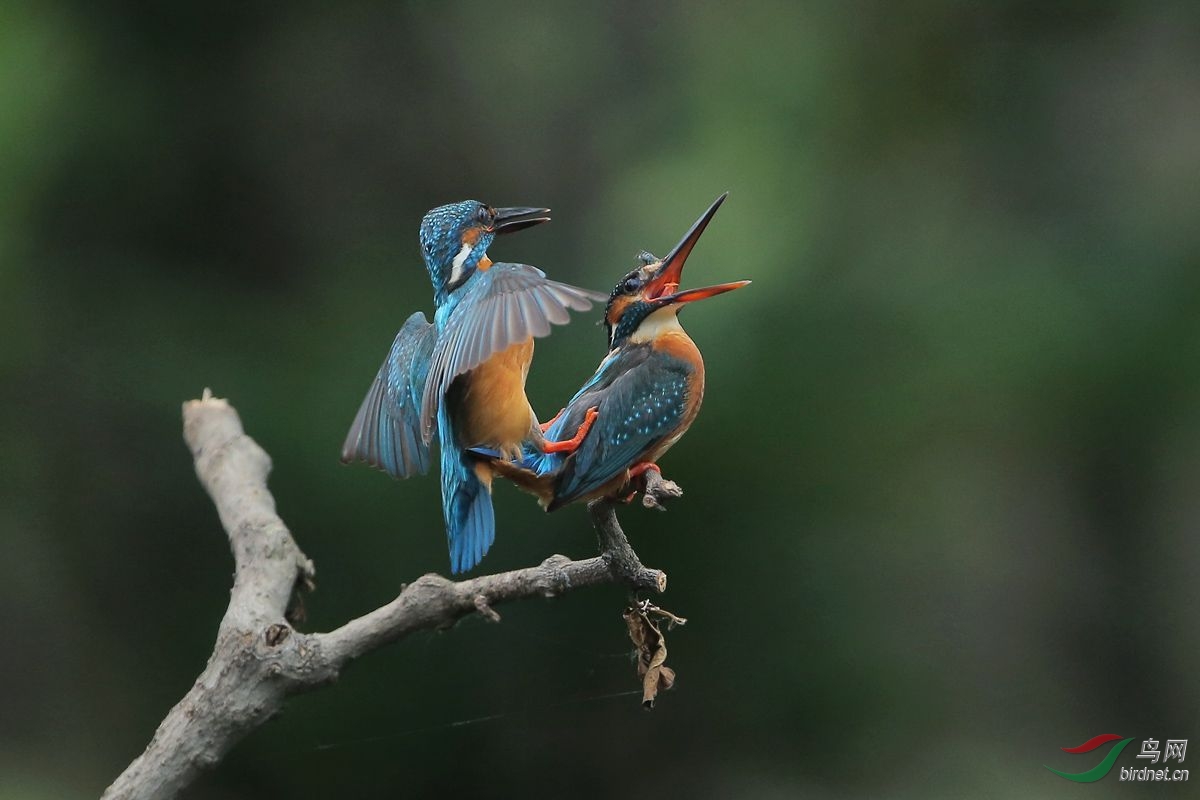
[439,409,495,574]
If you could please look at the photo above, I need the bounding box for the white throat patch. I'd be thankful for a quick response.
[449,241,473,285]
[629,306,684,344]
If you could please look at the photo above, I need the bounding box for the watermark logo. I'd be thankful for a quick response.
[1045,734,1188,783]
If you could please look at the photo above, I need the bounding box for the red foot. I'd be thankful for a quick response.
[616,463,661,503]
[628,462,660,480]
[539,407,565,433]
[541,407,598,454]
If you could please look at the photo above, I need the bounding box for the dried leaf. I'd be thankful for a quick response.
[623,600,687,708]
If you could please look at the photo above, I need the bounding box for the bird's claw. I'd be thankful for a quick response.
[541,407,599,454]
[628,462,661,481]
[612,462,663,504]
[538,407,566,433]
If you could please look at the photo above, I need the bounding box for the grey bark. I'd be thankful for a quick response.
[102,391,669,800]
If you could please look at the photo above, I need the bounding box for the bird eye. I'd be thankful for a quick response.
[622,275,643,293]
[477,207,493,226]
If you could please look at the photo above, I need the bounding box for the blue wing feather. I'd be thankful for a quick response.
[341,312,436,478]
[419,263,606,443]
[548,346,693,508]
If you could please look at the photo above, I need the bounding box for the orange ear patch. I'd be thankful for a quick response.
[606,295,634,329]
[460,226,492,270]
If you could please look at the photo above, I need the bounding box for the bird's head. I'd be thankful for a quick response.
[419,201,550,300]
[604,193,750,349]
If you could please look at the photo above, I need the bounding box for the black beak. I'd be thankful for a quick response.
[493,206,552,235]
[642,192,750,306]
[645,192,728,299]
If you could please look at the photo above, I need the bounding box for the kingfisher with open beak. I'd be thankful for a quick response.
[478,193,749,510]
[341,201,606,573]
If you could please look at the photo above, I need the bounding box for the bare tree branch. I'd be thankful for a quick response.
[102,391,669,800]
[640,469,683,510]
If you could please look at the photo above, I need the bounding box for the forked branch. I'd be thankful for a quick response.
[102,392,670,800]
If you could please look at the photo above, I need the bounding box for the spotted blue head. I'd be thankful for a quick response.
[418,201,551,304]
[604,193,749,349]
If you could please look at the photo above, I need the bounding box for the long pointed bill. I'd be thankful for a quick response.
[493,206,552,234]
[656,280,751,306]
[646,192,728,299]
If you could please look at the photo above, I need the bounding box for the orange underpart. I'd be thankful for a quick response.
[542,407,598,454]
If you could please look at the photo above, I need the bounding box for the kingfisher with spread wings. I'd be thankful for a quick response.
[341,201,605,573]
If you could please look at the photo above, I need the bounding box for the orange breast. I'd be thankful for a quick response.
[455,338,536,456]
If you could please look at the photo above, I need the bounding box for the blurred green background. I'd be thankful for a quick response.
[3,2,1199,798]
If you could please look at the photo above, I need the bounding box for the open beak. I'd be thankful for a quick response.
[644,192,750,305]
[655,279,751,305]
[493,206,552,235]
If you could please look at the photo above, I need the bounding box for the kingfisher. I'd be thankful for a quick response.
[341,201,606,573]
[477,193,749,510]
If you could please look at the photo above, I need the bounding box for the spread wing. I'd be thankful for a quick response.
[419,263,607,442]
[341,311,436,478]
[549,346,694,509]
